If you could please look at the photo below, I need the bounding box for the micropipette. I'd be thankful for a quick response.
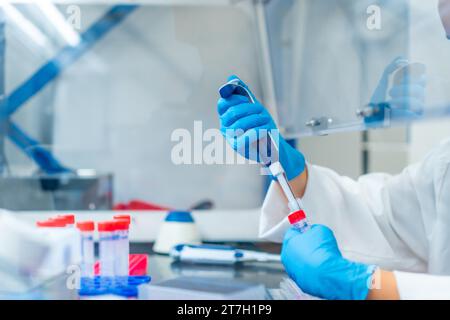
[219,79,310,232]
[219,78,257,104]
[170,244,281,265]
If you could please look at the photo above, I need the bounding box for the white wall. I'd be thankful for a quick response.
[300,131,362,179]
[30,5,267,210]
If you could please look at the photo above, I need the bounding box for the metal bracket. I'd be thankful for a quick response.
[305,117,333,131]
[356,103,391,126]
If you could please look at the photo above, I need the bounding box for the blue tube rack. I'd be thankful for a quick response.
[79,275,151,298]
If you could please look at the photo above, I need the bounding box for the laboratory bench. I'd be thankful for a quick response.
[5,242,286,300]
[134,242,286,290]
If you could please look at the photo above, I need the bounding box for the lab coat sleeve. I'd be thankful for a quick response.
[260,161,431,271]
[394,271,450,300]
[260,164,417,269]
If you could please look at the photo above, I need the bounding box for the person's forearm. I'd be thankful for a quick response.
[287,166,308,199]
[367,269,400,300]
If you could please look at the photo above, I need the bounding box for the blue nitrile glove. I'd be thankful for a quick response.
[281,225,377,300]
[371,57,426,120]
[217,75,305,181]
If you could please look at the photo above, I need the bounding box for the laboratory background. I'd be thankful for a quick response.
[0,0,449,300]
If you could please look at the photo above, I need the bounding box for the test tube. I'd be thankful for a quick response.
[98,221,117,278]
[76,221,95,278]
[36,219,70,275]
[113,219,130,278]
[288,210,310,233]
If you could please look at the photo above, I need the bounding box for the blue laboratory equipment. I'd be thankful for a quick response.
[219,78,257,104]
[79,276,151,298]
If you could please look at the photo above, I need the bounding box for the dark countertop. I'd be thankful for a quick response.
[132,242,287,289]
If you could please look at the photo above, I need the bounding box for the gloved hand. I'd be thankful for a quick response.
[438,0,450,38]
[371,57,426,119]
[281,225,377,300]
[217,75,305,181]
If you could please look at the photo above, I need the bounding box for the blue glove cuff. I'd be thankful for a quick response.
[279,138,306,181]
[348,263,378,300]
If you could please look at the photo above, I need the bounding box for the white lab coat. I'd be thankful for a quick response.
[261,138,450,299]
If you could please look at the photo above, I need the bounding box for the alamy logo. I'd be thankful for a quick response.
[66,4,81,30]
[367,5,382,31]
[66,264,81,290]
[171,121,279,174]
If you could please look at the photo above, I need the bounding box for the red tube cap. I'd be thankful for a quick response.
[49,217,70,226]
[37,220,66,228]
[113,220,129,230]
[288,210,306,224]
[97,221,117,232]
[57,214,75,224]
[76,221,95,232]
[113,214,131,224]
